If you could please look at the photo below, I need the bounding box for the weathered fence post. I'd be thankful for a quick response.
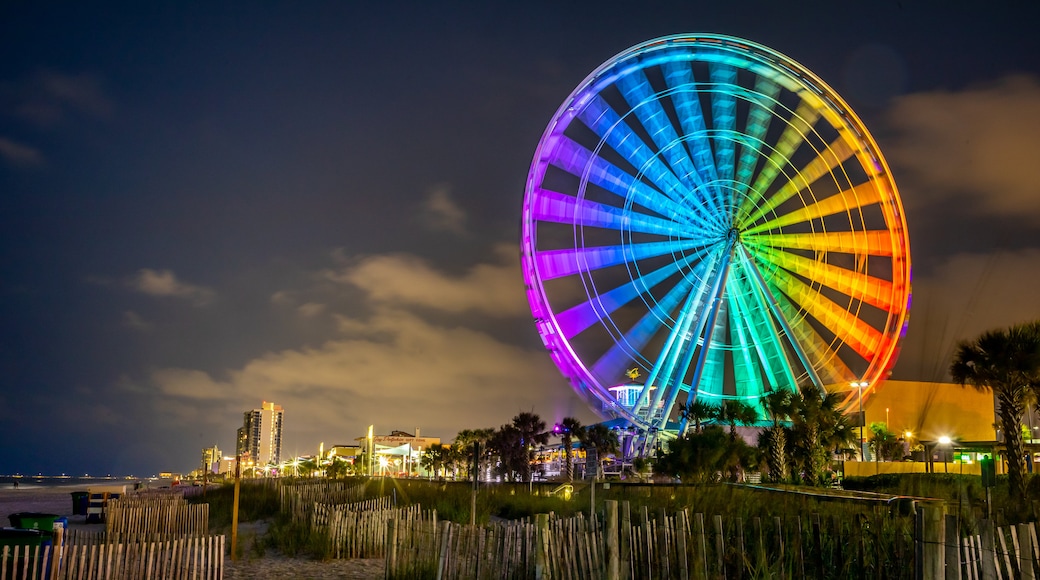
[917,504,944,580]
[606,501,620,580]
[945,513,960,580]
[694,513,709,580]
[621,501,631,580]
[51,520,64,580]
[714,514,727,580]
[1018,523,1035,580]
[979,519,996,580]
[386,517,398,577]
[535,513,551,580]
[436,520,452,580]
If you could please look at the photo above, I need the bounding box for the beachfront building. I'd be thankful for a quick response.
[240,401,284,466]
[201,444,221,474]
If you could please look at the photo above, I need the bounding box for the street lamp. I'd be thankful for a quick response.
[851,381,869,460]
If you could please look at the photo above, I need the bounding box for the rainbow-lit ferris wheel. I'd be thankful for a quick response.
[521,34,911,435]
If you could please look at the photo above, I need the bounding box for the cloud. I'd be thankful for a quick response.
[885,75,1040,222]
[419,184,468,235]
[893,248,1040,382]
[0,136,43,166]
[297,302,326,317]
[5,70,113,126]
[325,244,527,316]
[137,247,597,452]
[128,269,214,306]
[122,310,152,331]
[145,308,593,444]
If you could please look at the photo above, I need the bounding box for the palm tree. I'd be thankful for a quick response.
[511,412,548,483]
[718,400,759,438]
[556,417,584,482]
[788,384,848,486]
[951,321,1040,505]
[421,444,450,478]
[454,428,495,480]
[678,399,718,435]
[581,424,621,479]
[762,390,793,482]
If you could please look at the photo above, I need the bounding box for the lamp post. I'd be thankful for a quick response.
[939,436,951,473]
[852,381,869,460]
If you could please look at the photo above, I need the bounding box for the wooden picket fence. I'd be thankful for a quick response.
[0,527,224,580]
[280,480,369,523]
[314,503,429,559]
[105,494,209,539]
[386,516,537,580]
[952,517,1040,580]
[382,500,922,579]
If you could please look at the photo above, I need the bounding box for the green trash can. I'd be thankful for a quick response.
[7,512,61,531]
[0,528,53,576]
[71,491,89,515]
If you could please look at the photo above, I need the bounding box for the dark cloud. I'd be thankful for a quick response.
[886,75,1040,223]
[126,269,215,306]
[0,136,43,166]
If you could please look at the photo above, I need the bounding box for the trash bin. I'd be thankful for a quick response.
[7,512,61,531]
[0,528,53,576]
[71,491,89,515]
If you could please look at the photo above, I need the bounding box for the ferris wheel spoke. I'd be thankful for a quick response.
[739,137,857,229]
[589,272,698,388]
[709,64,738,185]
[639,251,724,417]
[553,256,696,339]
[751,246,896,311]
[743,181,881,236]
[616,71,706,194]
[549,136,703,227]
[743,230,894,257]
[578,96,700,208]
[733,78,781,209]
[530,187,703,238]
[692,300,730,402]
[740,248,827,389]
[667,245,734,432]
[768,267,883,361]
[771,291,855,385]
[728,259,798,392]
[535,238,706,280]
[735,101,822,222]
[661,63,722,191]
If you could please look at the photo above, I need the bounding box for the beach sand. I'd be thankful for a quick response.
[0,483,84,527]
[0,485,385,579]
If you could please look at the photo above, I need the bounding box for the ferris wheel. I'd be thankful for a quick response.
[520,34,911,435]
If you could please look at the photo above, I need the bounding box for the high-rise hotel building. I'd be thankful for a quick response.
[237,401,284,466]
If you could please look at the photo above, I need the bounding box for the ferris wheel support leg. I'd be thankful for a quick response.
[676,242,735,435]
[739,247,826,392]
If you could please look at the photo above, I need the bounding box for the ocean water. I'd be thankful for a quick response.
[0,475,160,492]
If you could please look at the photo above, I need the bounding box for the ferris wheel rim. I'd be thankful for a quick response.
[521,33,911,431]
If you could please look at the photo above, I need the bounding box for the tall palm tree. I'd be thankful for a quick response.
[454,428,495,480]
[762,390,793,482]
[511,412,548,483]
[556,417,584,482]
[951,321,1040,505]
[788,384,847,486]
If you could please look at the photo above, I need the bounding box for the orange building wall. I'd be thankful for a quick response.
[859,380,996,442]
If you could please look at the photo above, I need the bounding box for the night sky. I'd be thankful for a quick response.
[3,2,1039,476]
